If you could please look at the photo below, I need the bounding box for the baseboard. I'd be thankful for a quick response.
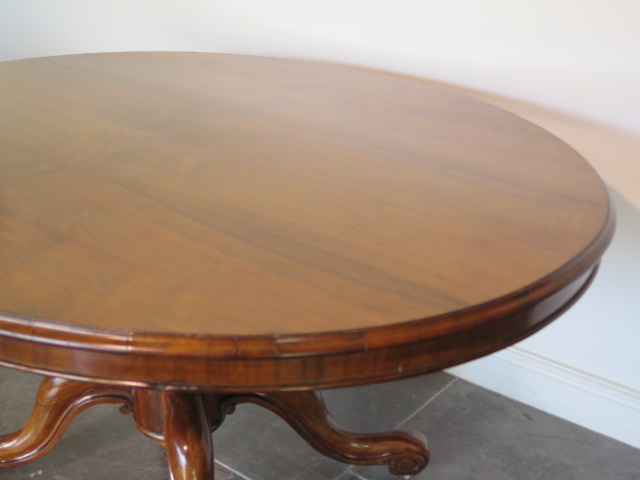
[446,346,640,449]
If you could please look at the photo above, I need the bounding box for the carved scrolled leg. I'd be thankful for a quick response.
[0,376,132,468]
[222,391,430,476]
[161,391,214,480]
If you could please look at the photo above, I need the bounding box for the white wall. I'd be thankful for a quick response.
[2,1,639,447]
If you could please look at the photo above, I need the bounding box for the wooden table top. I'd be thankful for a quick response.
[0,52,614,389]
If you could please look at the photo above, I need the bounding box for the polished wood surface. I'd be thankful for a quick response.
[161,391,215,480]
[0,52,614,390]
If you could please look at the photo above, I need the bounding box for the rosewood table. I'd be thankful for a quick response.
[0,53,614,479]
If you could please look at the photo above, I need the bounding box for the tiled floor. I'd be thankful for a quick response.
[0,367,638,479]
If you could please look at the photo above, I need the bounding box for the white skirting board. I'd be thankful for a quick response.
[446,346,640,449]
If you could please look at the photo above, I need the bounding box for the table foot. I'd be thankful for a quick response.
[0,377,132,468]
[221,391,430,476]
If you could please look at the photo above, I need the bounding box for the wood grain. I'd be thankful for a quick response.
[0,53,614,389]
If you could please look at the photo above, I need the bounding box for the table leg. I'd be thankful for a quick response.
[218,391,430,476]
[0,376,132,468]
[161,391,215,480]
[131,389,226,479]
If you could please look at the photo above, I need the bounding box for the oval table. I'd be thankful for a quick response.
[0,53,614,479]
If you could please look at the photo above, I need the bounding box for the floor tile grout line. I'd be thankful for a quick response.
[198,377,456,480]
[346,464,369,480]
[395,377,458,428]
[215,459,255,480]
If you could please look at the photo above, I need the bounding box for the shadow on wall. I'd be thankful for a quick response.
[441,81,640,448]
[426,81,640,212]
[454,82,640,383]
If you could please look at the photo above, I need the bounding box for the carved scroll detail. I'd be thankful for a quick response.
[1,378,429,477]
[216,391,430,476]
[0,377,132,468]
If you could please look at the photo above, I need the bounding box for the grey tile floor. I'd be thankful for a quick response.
[0,367,638,479]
